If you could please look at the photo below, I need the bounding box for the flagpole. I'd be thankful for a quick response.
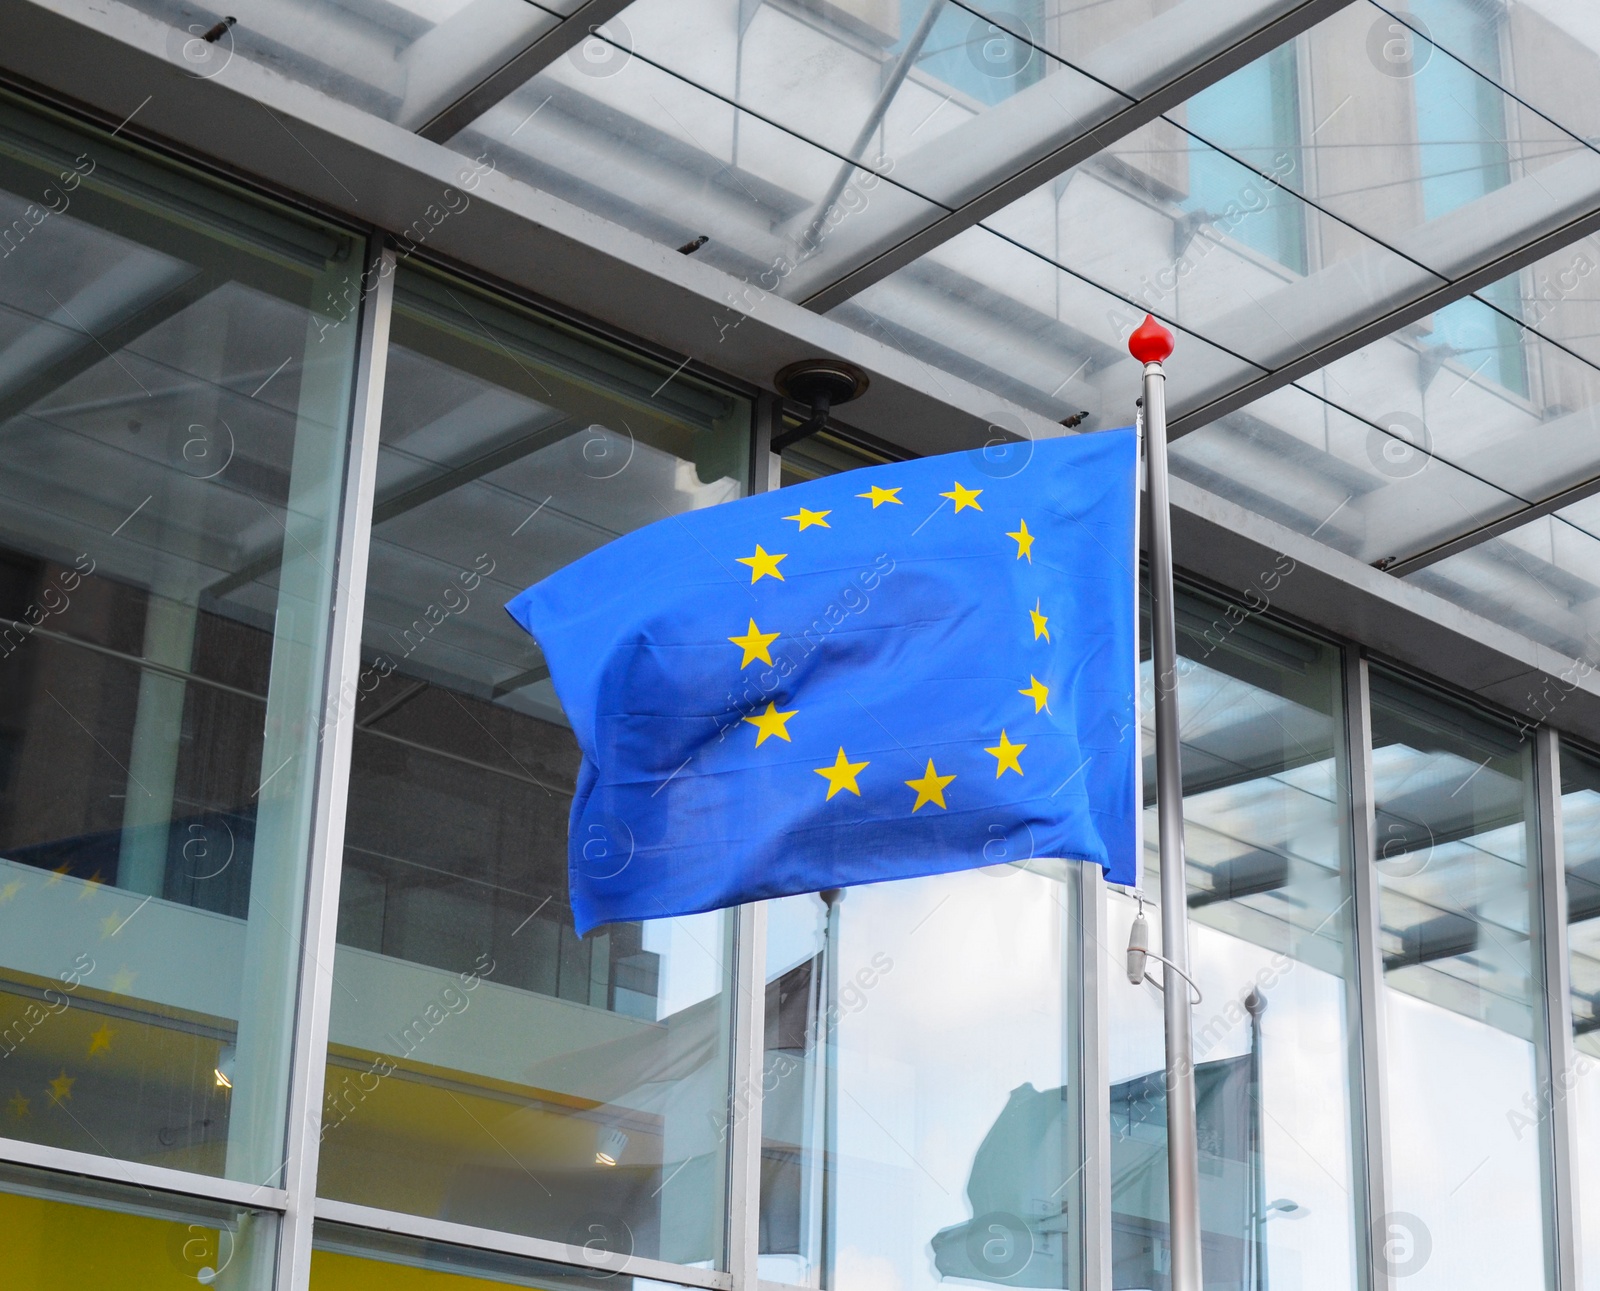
[1129,314,1204,1291]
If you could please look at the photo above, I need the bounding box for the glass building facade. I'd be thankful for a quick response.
[5,0,1600,1287]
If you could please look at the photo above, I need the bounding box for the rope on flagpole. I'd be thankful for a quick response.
[1130,313,1205,1291]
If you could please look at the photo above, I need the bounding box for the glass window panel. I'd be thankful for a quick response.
[1369,668,1547,1288]
[758,870,1086,1291]
[1109,586,1359,1288]
[0,1162,274,1289]
[115,0,561,129]
[315,264,749,1265]
[1559,743,1600,1291]
[0,94,360,1182]
[1171,382,1524,567]
[1405,505,1600,661]
[752,436,1085,1291]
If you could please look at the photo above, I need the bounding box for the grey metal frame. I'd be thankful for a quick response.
[272,243,397,1291]
[414,0,637,142]
[1077,862,1113,1291]
[726,902,768,1291]
[1534,727,1581,1291]
[1342,650,1393,1291]
[315,1198,733,1287]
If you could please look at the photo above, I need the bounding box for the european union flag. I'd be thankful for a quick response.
[506,430,1138,934]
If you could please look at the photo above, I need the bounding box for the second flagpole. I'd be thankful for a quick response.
[1130,313,1204,1290]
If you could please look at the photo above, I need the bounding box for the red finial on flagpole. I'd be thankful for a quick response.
[1128,313,1175,364]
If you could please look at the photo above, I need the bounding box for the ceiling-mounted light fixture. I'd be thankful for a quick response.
[772,360,869,453]
[595,1125,628,1167]
[213,1044,236,1091]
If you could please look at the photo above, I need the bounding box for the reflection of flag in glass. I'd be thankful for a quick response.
[930,1053,1259,1289]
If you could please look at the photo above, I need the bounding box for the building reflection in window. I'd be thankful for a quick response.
[1107,588,1359,1288]
[1372,668,1546,1288]
[0,94,361,1184]
[314,264,749,1262]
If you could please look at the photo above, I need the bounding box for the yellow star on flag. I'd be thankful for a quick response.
[743,701,797,746]
[905,759,956,812]
[1020,675,1051,713]
[939,482,983,512]
[7,1093,28,1118]
[77,872,105,900]
[47,1071,74,1104]
[0,880,22,906]
[109,967,137,995]
[1030,599,1050,642]
[88,1025,114,1056]
[736,544,787,584]
[985,731,1027,778]
[99,913,121,939]
[814,748,869,800]
[784,507,831,531]
[1006,519,1034,563]
[856,485,902,508]
[45,863,70,887]
[729,619,781,668]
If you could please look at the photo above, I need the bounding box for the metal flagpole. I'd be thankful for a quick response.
[1129,314,1205,1290]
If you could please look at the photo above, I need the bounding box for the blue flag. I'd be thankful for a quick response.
[506,430,1138,934]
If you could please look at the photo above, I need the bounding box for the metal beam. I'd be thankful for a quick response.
[0,271,213,424]
[797,0,1355,313]
[416,0,638,144]
[1379,469,1600,578]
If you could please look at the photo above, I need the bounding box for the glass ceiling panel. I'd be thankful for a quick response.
[831,221,1264,427]
[446,34,947,291]
[1170,228,1600,575]
[1366,0,1600,172]
[1169,381,1524,565]
[1287,2,1599,282]
[1479,229,1600,370]
[813,0,1600,437]
[122,0,562,128]
[981,116,1441,373]
[445,0,1342,301]
[1405,503,1600,660]
[1300,309,1600,529]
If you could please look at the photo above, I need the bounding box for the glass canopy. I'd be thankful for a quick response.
[106,0,1600,663]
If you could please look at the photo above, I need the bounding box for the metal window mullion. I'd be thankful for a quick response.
[726,901,768,1291]
[1534,727,1580,1291]
[273,243,397,1291]
[1078,862,1111,1291]
[1343,649,1393,1291]
[0,1138,288,1211]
